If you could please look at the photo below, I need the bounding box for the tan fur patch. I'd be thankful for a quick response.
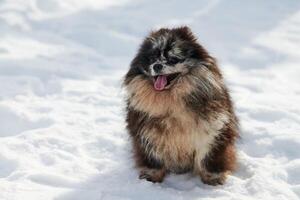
[136,106,229,173]
[126,75,195,117]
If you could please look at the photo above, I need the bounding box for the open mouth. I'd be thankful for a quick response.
[152,72,181,91]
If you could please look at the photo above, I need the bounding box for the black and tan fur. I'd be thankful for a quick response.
[124,27,239,185]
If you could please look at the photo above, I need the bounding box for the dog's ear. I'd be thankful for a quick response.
[149,28,170,38]
[175,26,191,33]
[173,26,196,42]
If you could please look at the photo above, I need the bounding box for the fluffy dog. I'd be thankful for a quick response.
[123,27,239,185]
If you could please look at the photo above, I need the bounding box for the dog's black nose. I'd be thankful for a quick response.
[153,64,163,72]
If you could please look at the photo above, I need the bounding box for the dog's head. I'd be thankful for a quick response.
[125,27,216,92]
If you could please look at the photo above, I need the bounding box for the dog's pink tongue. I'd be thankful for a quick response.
[154,75,167,91]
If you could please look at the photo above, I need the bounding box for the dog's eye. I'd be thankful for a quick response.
[168,57,181,65]
[149,49,160,63]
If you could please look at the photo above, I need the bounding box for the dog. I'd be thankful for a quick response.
[123,26,239,185]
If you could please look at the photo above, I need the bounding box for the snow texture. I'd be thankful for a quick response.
[0,0,300,199]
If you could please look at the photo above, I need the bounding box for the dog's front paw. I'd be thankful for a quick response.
[139,168,166,183]
[200,171,227,186]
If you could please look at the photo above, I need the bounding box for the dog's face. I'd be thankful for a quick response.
[126,27,210,91]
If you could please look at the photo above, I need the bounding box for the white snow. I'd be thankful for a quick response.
[0,0,300,199]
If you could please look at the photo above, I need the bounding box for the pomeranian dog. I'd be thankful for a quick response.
[123,27,239,185]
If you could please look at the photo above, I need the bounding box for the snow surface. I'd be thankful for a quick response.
[0,0,300,199]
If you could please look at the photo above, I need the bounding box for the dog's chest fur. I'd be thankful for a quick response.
[140,106,224,173]
[127,78,227,173]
